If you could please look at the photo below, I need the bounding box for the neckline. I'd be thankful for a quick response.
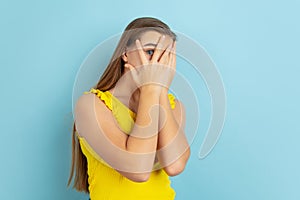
[90,88,175,114]
[104,90,137,116]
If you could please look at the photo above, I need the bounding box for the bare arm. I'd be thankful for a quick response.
[75,86,161,182]
[75,36,174,182]
[156,88,190,176]
[121,86,161,181]
[75,37,173,182]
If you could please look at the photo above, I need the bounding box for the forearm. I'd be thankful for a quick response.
[126,87,160,155]
[157,88,190,171]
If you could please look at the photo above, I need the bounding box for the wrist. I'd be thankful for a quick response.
[140,85,162,96]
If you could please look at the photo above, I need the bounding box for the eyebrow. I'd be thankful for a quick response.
[143,43,157,47]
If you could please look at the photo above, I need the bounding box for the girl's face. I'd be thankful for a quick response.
[122,31,174,70]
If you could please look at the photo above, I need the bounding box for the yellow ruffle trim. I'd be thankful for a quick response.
[84,88,113,110]
[79,87,177,170]
[84,88,137,119]
[84,87,176,110]
[167,93,176,109]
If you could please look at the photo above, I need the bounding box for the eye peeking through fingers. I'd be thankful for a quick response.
[145,49,154,57]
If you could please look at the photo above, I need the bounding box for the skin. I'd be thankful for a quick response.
[119,31,174,112]
[114,31,190,176]
[75,30,190,182]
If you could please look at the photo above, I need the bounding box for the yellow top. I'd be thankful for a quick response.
[76,88,177,200]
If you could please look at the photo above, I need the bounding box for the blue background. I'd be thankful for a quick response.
[1,0,299,199]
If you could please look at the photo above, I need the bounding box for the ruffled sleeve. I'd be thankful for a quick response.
[168,93,176,109]
[83,88,176,135]
[84,88,113,110]
[80,88,177,170]
[84,88,135,135]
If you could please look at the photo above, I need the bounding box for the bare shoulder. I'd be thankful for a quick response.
[75,93,110,115]
[174,99,184,108]
[74,93,113,133]
[174,99,185,114]
[173,99,186,127]
[74,92,128,148]
[75,93,93,108]
[75,93,94,120]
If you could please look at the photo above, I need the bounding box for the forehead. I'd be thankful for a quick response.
[139,31,173,46]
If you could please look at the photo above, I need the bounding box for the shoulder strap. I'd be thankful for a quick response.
[84,88,176,111]
[83,88,176,135]
[84,88,135,134]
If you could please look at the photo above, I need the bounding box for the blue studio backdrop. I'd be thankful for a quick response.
[0,0,299,199]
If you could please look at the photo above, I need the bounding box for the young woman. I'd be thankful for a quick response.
[68,17,190,200]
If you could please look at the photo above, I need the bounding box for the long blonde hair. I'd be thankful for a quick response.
[67,17,176,193]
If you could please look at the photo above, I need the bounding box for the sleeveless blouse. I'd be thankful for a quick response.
[76,88,177,200]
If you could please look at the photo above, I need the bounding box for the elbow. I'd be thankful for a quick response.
[164,161,186,176]
[164,148,190,176]
[116,160,155,182]
[122,172,151,183]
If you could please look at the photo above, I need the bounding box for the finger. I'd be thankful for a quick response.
[171,41,176,55]
[171,41,176,69]
[158,43,172,65]
[151,35,166,62]
[124,63,138,80]
[124,63,134,70]
[135,39,148,65]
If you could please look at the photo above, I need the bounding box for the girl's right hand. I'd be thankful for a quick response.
[124,35,176,93]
